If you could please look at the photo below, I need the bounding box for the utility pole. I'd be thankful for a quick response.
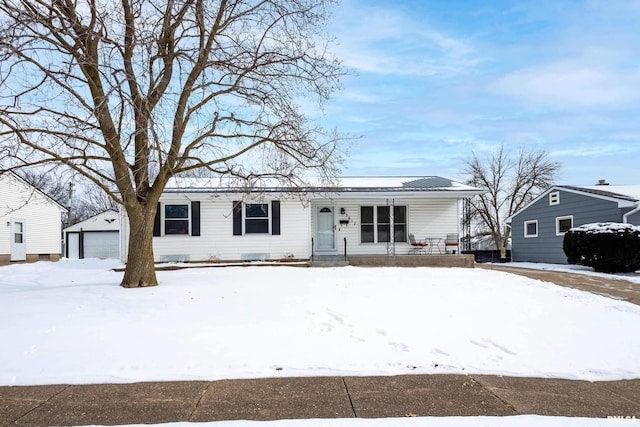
[67,181,74,227]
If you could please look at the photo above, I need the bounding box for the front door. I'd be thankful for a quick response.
[10,219,26,261]
[316,207,335,251]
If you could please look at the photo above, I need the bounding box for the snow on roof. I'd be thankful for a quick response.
[560,185,640,202]
[507,184,640,223]
[165,176,482,193]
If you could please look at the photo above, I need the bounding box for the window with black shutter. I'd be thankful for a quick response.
[152,201,200,236]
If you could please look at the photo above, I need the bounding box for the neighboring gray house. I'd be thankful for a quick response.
[507,184,640,264]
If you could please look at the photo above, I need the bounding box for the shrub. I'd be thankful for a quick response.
[563,222,640,273]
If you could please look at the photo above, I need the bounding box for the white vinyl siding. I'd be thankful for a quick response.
[148,194,309,262]
[312,197,459,256]
[0,173,63,257]
[120,192,464,262]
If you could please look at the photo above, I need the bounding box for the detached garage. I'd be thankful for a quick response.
[63,210,120,259]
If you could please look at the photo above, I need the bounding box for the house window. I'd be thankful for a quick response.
[377,206,390,242]
[14,221,24,243]
[549,192,559,206]
[361,206,374,243]
[154,201,200,237]
[360,205,407,243]
[556,216,573,235]
[524,220,538,238]
[245,203,269,234]
[164,204,189,235]
[232,201,280,236]
[394,206,407,242]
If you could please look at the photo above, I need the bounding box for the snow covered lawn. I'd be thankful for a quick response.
[1,259,639,387]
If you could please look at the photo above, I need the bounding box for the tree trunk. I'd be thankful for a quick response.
[121,204,158,288]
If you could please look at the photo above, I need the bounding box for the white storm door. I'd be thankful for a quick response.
[67,233,80,259]
[10,220,26,261]
[316,207,335,251]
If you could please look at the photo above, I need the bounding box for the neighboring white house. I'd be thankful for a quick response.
[0,171,66,263]
[119,176,483,263]
[63,210,120,259]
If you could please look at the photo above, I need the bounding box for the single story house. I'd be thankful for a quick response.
[63,210,120,259]
[0,171,66,263]
[507,184,640,264]
[119,176,483,263]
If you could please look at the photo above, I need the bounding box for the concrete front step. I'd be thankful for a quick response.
[311,256,349,267]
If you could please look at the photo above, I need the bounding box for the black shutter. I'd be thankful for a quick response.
[153,202,161,236]
[232,201,242,235]
[191,201,201,236]
[272,200,280,235]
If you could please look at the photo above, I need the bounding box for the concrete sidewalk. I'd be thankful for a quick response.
[478,264,640,306]
[2,374,639,426]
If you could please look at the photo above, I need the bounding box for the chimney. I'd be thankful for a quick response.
[596,179,609,186]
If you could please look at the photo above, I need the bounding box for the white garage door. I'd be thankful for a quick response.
[83,231,119,259]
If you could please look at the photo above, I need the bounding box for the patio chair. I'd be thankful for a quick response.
[408,233,428,255]
[445,233,459,254]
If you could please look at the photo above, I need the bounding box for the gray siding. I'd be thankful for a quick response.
[627,210,640,225]
[511,189,624,264]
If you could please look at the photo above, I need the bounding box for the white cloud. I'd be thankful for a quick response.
[550,143,637,158]
[331,2,478,77]
[341,90,383,104]
[490,61,640,109]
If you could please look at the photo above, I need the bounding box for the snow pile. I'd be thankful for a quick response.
[571,222,640,234]
[0,259,639,386]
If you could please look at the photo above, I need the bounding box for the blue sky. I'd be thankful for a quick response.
[320,0,640,185]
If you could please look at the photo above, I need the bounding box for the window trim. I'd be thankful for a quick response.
[245,203,270,234]
[360,205,407,244]
[393,205,407,243]
[524,220,538,238]
[377,205,391,243]
[233,201,281,236]
[163,203,190,235]
[360,206,374,243]
[556,215,573,236]
[549,191,560,206]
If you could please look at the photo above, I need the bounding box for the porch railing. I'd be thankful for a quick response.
[344,237,347,261]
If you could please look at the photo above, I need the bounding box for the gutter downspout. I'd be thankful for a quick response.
[623,203,640,224]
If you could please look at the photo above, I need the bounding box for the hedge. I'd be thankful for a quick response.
[563,222,640,273]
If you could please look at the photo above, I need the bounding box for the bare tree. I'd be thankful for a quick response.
[0,0,345,287]
[463,145,560,255]
[19,168,118,226]
[19,168,69,206]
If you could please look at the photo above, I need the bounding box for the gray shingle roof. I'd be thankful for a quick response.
[402,177,453,189]
[559,185,639,202]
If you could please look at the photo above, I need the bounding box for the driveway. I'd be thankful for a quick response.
[478,264,640,306]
